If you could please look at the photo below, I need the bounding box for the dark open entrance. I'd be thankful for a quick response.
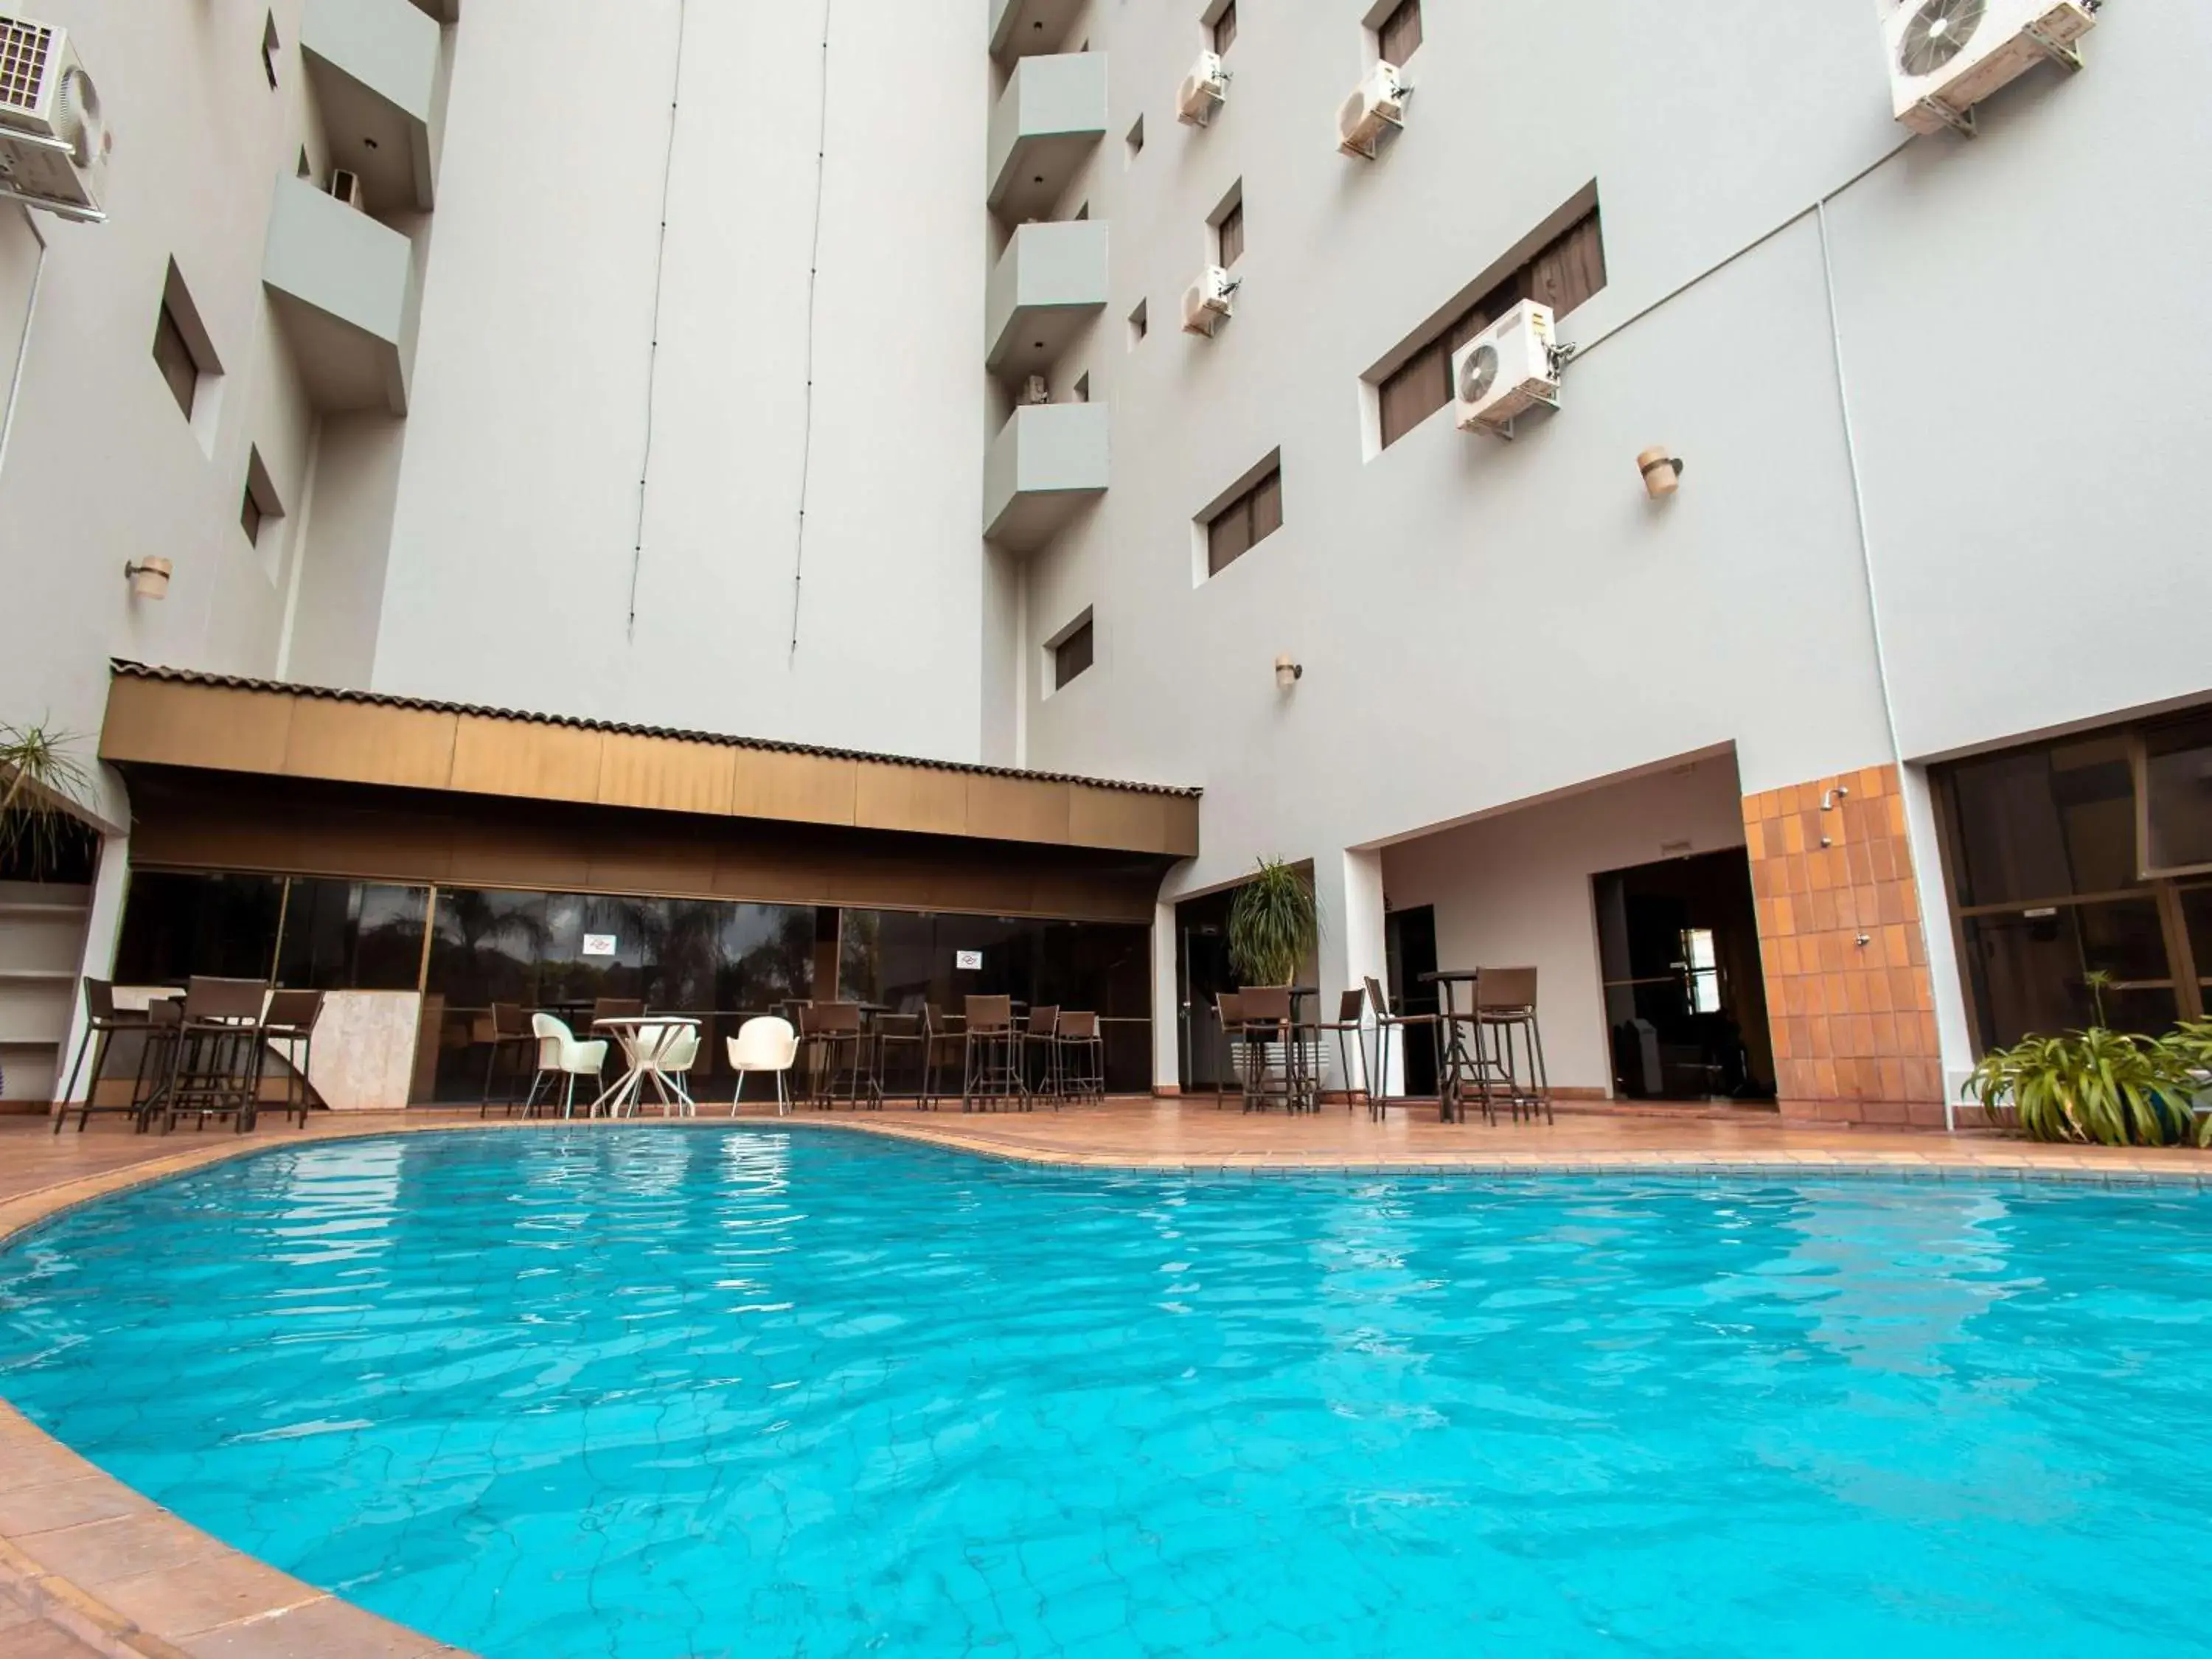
[1175,888,1237,1092]
[1594,849,1775,1102]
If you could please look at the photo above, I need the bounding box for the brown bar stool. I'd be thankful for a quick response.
[164,977,271,1133]
[1021,1005,1061,1105]
[55,978,161,1135]
[1055,1011,1105,1105]
[917,1004,964,1110]
[874,1011,928,1105]
[1363,975,1441,1121]
[810,1003,873,1108]
[1211,991,1245,1108]
[479,1003,535,1115]
[1472,967,1551,1124]
[261,990,326,1128]
[1234,987,1301,1113]
[961,995,1026,1112]
[1312,989,1371,1112]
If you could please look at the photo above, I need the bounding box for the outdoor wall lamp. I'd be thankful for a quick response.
[1638,448,1685,499]
[124,557,172,600]
[1274,655,1304,690]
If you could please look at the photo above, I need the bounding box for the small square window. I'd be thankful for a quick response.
[1074,372,1091,403]
[152,304,198,419]
[240,445,283,550]
[1053,616,1096,690]
[1125,115,1145,166]
[1128,299,1149,349]
[1377,0,1422,65]
[1206,461,1282,577]
[261,12,280,88]
[1211,0,1237,55]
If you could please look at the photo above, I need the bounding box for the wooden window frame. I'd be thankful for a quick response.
[1206,463,1282,578]
[1051,616,1096,692]
[1211,0,1237,55]
[1216,195,1245,268]
[1377,0,1422,66]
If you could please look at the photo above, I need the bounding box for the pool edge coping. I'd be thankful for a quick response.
[0,1113,2204,1658]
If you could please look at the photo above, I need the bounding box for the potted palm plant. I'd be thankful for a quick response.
[1226,859,1318,988]
[0,718,90,877]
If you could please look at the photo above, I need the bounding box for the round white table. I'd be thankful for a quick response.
[588,1017,702,1118]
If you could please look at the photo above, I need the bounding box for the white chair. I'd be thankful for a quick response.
[526,1013,609,1119]
[728,1017,799,1116]
[646,1023,700,1117]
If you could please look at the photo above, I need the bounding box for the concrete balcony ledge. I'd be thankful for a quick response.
[987,219,1108,377]
[263,173,420,417]
[302,0,443,211]
[989,53,1107,220]
[984,402,1108,551]
[408,0,459,18]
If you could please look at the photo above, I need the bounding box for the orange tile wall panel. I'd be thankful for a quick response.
[1742,765,1941,1124]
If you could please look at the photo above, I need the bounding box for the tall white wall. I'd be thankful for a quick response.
[361,1,991,763]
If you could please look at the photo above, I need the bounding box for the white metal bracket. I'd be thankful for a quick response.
[1916,95,1977,138]
[2025,24,2085,72]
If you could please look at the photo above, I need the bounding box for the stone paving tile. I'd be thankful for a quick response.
[175,1594,456,1659]
[92,1557,319,1645]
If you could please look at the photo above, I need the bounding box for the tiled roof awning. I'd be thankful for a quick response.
[100,663,1200,858]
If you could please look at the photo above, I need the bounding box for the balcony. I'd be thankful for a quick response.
[990,0,1087,62]
[301,0,443,212]
[262,173,420,416]
[408,0,459,18]
[986,219,1108,378]
[984,402,1108,551]
[988,53,1106,220]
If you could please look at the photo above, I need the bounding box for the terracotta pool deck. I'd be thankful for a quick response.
[0,1102,2203,1658]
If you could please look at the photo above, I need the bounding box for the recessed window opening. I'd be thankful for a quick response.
[296,147,311,180]
[240,446,283,552]
[1074,201,1090,221]
[1211,0,1238,55]
[1377,0,1422,64]
[151,260,221,425]
[1125,114,1145,164]
[1127,299,1149,349]
[1205,459,1282,577]
[1050,611,1096,692]
[1214,185,1245,268]
[1073,372,1091,403]
[1375,198,1605,450]
[261,12,280,88]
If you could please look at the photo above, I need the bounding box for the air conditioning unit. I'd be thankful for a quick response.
[0,14,109,222]
[1020,374,1050,406]
[327,169,365,212]
[1338,61,1409,159]
[1452,300,1561,435]
[1176,52,1228,127]
[1180,265,1240,337]
[1882,0,2098,136]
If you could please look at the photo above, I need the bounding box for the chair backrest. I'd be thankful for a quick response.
[492,1001,531,1037]
[1215,991,1243,1029]
[658,1026,700,1072]
[1477,967,1538,1011]
[1337,987,1367,1023]
[796,1004,821,1034]
[814,1001,863,1034]
[1026,1004,1059,1037]
[1363,975,1394,1019]
[263,989,324,1031]
[531,1011,574,1068]
[184,975,267,1023]
[964,995,1013,1032]
[728,1016,798,1070]
[1237,986,1292,1026]
[82,977,116,1023]
[1058,1010,1099,1040]
[592,997,644,1022]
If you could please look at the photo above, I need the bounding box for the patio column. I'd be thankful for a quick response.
[1151,897,1178,1093]
[1315,848,1390,1099]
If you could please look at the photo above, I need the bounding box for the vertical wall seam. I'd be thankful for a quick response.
[787,0,835,661]
[626,0,689,640]
[0,204,49,490]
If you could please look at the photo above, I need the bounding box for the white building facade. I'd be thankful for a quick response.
[2,0,2208,1121]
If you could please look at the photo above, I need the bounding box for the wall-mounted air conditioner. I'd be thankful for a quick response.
[328,169,365,212]
[1882,0,2098,136]
[1338,61,1409,159]
[1181,265,1240,337]
[1177,52,1228,127]
[0,13,108,222]
[1453,300,1561,436]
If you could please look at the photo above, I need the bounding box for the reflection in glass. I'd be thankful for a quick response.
[114,872,284,984]
[276,880,428,991]
[1962,900,2177,1047]
[2182,887,2212,992]
[1947,739,2135,906]
[2143,717,2212,874]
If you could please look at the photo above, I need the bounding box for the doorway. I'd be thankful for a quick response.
[1593,849,1775,1102]
[1384,904,1439,1098]
[1175,888,1237,1092]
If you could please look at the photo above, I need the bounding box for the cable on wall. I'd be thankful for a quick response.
[626,0,689,640]
[787,0,835,661]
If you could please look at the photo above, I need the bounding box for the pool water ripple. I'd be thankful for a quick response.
[0,1129,2207,1657]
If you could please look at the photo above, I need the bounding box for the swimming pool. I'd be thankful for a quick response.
[0,1130,2205,1658]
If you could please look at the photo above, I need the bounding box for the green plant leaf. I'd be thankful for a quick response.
[1225,859,1319,988]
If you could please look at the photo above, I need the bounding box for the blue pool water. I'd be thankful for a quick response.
[0,1131,2207,1658]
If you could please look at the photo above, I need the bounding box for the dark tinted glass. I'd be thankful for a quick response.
[2143,716,2212,874]
[152,304,196,417]
[276,879,427,991]
[1054,620,1094,689]
[1961,899,2176,1047]
[1947,737,2136,905]
[425,888,546,1008]
[2180,886,2212,989]
[114,872,282,984]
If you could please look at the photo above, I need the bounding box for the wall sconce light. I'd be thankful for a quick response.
[1638,448,1685,499]
[124,557,173,600]
[1274,654,1304,690]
